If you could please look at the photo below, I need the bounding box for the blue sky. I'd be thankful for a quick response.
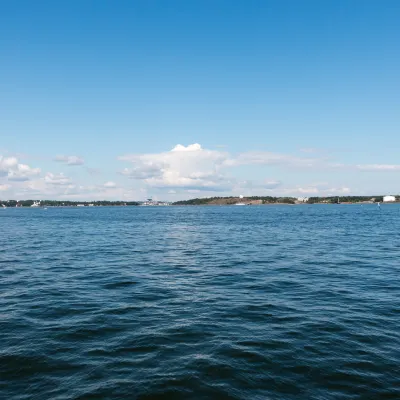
[1,0,400,200]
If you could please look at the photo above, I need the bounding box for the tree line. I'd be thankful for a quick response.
[0,200,140,207]
[173,196,297,205]
[173,195,399,205]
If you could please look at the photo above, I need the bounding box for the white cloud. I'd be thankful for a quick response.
[44,172,72,185]
[224,151,319,168]
[232,179,282,192]
[118,143,400,197]
[118,144,326,193]
[103,181,117,188]
[48,185,141,201]
[0,155,41,181]
[8,164,41,181]
[54,155,84,166]
[8,176,140,201]
[288,186,351,195]
[263,180,282,189]
[120,164,164,179]
[0,156,18,175]
[324,187,351,195]
[296,187,319,194]
[119,143,230,191]
[171,143,202,152]
[356,164,400,171]
[4,144,400,201]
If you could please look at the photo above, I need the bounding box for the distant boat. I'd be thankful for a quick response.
[235,195,246,206]
[1,204,6,209]
[31,201,41,207]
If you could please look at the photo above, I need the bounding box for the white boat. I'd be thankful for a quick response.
[1,204,6,209]
[31,201,41,207]
[235,195,246,205]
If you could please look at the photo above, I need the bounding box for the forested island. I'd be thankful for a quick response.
[173,196,296,205]
[172,196,398,205]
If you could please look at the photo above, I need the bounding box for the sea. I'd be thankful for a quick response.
[1,205,399,399]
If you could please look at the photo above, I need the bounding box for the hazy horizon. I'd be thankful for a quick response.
[2,1,400,201]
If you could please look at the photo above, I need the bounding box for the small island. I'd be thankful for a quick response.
[172,195,398,206]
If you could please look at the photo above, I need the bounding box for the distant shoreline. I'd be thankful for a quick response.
[171,195,398,206]
[2,196,399,208]
[171,202,400,206]
[2,202,399,209]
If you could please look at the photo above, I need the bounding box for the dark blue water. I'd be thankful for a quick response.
[1,205,399,399]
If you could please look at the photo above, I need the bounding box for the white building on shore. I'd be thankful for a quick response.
[383,195,396,202]
[297,197,309,203]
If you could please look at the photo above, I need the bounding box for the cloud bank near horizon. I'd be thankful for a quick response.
[1,144,400,200]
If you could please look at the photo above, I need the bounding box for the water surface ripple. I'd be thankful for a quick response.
[1,205,399,399]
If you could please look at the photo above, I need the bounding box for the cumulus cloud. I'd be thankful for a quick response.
[0,156,18,175]
[118,143,331,193]
[0,155,41,181]
[119,143,230,191]
[0,184,10,191]
[44,172,72,185]
[118,144,328,193]
[54,155,84,166]
[8,164,41,181]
